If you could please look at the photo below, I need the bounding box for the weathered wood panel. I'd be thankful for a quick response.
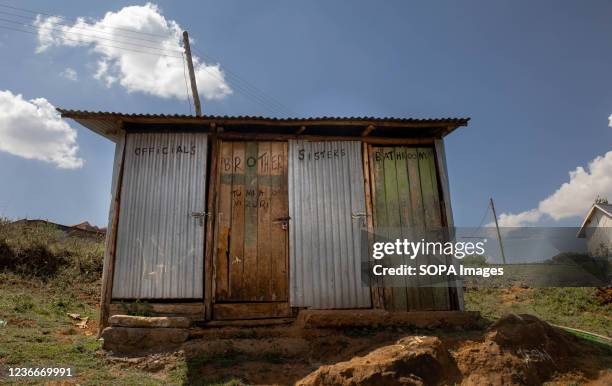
[109,302,205,321]
[213,302,291,320]
[98,130,126,335]
[435,138,464,311]
[369,146,452,311]
[215,141,289,306]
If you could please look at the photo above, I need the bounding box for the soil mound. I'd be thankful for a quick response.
[456,313,600,385]
[297,314,608,386]
[297,336,460,386]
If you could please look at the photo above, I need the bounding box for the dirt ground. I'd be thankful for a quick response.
[101,313,611,386]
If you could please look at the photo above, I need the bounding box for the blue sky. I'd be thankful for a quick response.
[0,0,610,227]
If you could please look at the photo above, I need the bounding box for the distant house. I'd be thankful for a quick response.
[577,200,612,258]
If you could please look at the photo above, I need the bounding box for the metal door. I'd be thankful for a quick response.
[112,132,208,299]
[288,140,371,309]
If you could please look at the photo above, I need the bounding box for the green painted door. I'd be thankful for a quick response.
[369,146,451,311]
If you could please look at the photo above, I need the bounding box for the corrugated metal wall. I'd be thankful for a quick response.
[112,132,208,299]
[289,140,371,308]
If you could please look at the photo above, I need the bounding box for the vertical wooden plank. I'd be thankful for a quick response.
[382,147,408,311]
[243,141,259,300]
[406,147,435,310]
[204,136,219,319]
[269,141,289,301]
[215,141,233,300]
[370,146,394,309]
[257,141,272,301]
[394,147,421,310]
[435,138,464,311]
[98,129,126,336]
[229,142,246,300]
[363,143,383,309]
[418,147,449,310]
[280,141,289,302]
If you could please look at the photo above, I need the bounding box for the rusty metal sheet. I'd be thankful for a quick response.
[112,132,208,299]
[289,140,371,309]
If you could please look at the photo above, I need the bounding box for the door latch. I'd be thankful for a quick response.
[351,212,370,227]
[190,211,209,225]
[273,216,291,230]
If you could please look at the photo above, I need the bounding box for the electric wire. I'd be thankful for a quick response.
[0,10,170,45]
[0,17,184,56]
[0,22,290,116]
[0,4,295,116]
[0,2,169,38]
[181,52,193,115]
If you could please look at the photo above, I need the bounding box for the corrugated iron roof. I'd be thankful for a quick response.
[57,108,470,125]
[58,108,470,143]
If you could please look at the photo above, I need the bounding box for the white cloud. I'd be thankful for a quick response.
[0,90,83,169]
[60,67,78,81]
[497,151,612,226]
[608,113,612,128]
[34,3,231,101]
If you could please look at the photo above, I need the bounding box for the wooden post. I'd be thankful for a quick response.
[182,31,202,116]
[203,135,219,320]
[489,197,507,264]
[98,126,126,336]
[363,142,384,309]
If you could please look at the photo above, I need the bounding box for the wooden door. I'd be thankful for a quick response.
[369,146,451,311]
[214,141,290,319]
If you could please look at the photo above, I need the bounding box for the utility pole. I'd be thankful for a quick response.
[489,197,507,264]
[182,31,202,116]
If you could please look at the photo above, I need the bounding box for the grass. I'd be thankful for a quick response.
[464,286,611,337]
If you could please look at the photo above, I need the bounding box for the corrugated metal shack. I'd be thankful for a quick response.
[59,110,469,330]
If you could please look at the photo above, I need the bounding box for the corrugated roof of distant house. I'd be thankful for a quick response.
[58,108,470,142]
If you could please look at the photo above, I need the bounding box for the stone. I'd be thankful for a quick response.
[101,326,189,353]
[108,315,191,329]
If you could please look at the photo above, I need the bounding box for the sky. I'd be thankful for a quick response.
[0,0,610,227]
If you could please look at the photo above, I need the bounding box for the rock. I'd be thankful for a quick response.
[108,315,191,329]
[297,336,459,386]
[101,326,189,353]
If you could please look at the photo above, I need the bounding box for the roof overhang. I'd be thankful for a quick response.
[58,109,470,143]
[577,204,612,238]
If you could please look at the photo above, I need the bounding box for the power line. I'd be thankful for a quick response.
[0,13,294,114]
[0,17,184,56]
[0,5,295,116]
[0,24,184,59]
[0,10,170,46]
[192,47,295,116]
[0,2,169,38]
[0,23,290,116]
[181,52,193,115]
